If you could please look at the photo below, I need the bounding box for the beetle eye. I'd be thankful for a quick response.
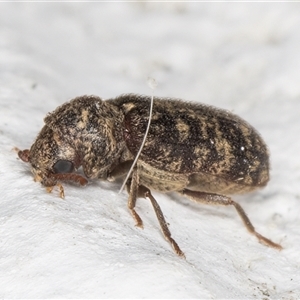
[53,160,74,174]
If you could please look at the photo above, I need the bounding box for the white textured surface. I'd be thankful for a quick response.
[1,3,300,299]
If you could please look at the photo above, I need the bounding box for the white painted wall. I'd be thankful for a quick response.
[0,3,299,298]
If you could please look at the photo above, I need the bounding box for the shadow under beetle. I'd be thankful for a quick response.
[17,94,282,257]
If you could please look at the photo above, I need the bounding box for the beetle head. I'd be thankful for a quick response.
[18,124,88,188]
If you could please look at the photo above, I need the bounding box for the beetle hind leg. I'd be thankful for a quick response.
[180,189,282,250]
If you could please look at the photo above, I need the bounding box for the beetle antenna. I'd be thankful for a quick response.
[118,77,156,194]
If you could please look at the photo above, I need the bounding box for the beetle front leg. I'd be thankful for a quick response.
[46,183,65,199]
[180,189,282,250]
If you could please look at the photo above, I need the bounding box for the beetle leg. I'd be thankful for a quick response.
[138,185,185,257]
[180,189,282,250]
[126,169,143,228]
[125,171,185,257]
[46,183,65,199]
[57,183,65,199]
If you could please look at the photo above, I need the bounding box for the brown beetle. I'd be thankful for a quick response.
[17,94,282,257]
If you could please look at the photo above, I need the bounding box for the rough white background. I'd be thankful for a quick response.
[1,2,300,299]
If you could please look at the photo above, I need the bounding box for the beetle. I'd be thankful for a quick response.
[17,94,282,256]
